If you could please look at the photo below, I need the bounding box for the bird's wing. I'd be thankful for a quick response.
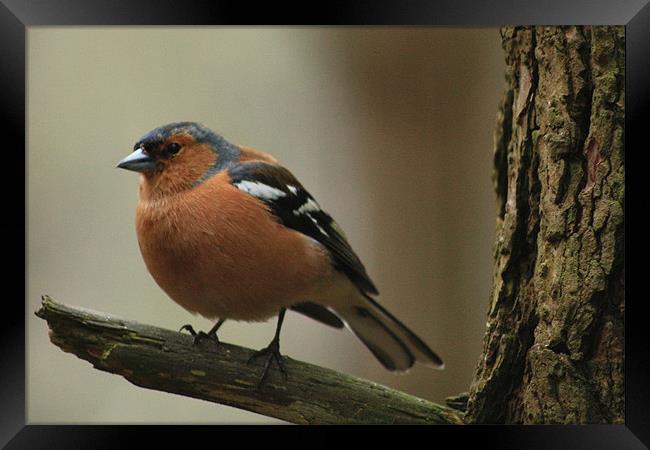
[227,160,379,296]
[290,302,344,328]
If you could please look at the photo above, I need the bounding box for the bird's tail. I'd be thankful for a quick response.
[332,293,444,372]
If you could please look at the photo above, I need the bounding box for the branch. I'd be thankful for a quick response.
[35,295,464,425]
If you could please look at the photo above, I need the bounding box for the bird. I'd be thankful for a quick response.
[117,121,444,385]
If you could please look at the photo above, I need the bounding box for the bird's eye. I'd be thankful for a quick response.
[163,143,182,157]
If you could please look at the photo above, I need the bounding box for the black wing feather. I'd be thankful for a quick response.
[290,302,345,328]
[228,161,379,296]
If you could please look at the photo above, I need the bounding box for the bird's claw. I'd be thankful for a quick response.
[248,341,288,387]
[179,324,219,346]
[179,324,197,335]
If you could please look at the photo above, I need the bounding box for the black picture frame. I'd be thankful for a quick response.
[5,0,644,448]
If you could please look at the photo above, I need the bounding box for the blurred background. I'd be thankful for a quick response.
[27,27,503,423]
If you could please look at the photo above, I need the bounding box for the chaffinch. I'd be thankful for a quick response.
[117,122,443,384]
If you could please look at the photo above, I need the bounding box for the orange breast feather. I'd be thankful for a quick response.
[136,171,332,321]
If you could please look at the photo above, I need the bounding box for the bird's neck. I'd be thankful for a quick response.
[139,172,188,202]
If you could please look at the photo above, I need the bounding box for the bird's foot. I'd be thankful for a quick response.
[179,324,220,346]
[247,339,288,387]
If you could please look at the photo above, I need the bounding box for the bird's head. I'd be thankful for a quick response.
[117,122,240,199]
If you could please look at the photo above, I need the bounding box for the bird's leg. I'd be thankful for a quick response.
[179,318,226,346]
[248,308,288,387]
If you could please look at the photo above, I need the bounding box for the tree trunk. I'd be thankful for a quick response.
[466,26,625,424]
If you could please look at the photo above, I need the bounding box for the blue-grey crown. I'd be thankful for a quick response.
[139,122,221,147]
[137,122,241,186]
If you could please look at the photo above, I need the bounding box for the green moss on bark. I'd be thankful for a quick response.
[467,26,624,424]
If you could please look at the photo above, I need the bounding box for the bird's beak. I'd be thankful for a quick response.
[116,148,158,172]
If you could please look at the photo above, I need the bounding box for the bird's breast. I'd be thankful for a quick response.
[135,174,332,321]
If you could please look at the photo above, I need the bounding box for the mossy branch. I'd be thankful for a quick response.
[35,295,464,425]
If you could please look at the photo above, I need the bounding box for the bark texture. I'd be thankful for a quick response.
[466,26,625,424]
[35,296,464,425]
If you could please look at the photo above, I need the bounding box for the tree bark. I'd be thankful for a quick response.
[35,295,464,425]
[466,26,625,424]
